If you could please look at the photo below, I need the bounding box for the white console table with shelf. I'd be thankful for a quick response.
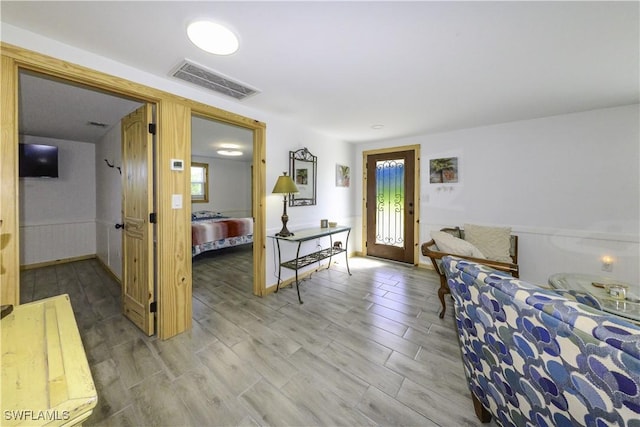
[270,226,351,303]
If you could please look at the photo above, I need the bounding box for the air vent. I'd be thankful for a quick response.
[171,60,259,100]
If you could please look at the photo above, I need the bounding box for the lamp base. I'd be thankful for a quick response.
[276,212,293,237]
[275,229,294,237]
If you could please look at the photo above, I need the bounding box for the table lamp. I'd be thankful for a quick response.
[272,172,299,237]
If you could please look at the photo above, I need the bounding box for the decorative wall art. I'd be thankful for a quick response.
[429,157,459,183]
[336,164,350,187]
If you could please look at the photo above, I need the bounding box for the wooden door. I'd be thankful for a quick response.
[121,104,155,335]
[366,150,416,263]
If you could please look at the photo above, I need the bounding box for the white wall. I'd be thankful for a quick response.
[95,123,123,279]
[356,104,640,285]
[19,136,96,265]
[191,156,252,218]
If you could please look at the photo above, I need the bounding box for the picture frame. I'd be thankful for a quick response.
[336,164,350,187]
[429,157,459,183]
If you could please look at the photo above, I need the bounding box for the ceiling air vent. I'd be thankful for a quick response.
[171,60,259,100]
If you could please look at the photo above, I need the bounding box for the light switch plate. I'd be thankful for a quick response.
[171,194,182,209]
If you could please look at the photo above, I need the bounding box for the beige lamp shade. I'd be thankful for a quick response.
[272,173,299,194]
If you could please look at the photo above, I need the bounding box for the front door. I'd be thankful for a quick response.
[121,104,155,335]
[365,149,416,263]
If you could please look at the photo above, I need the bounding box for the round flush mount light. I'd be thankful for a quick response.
[187,21,239,55]
[371,124,384,130]
[217,150,243,156]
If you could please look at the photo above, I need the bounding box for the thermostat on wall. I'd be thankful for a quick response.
[170,159,184,171]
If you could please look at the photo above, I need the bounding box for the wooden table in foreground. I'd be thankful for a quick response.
[1,294,97,426]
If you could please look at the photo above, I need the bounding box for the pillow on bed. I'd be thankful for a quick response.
[430,230,486,259]
[192,210,227,221]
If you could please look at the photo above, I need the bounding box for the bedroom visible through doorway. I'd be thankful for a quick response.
[190,115,254,294]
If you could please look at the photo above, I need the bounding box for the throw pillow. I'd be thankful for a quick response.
[431,231,486,259]
[463,223,512,263]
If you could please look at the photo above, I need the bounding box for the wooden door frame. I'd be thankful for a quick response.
[0,43,267,339]
[362,145,421,266]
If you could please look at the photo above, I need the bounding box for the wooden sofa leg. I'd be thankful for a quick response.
[471,393,492,423]
[437,276,449,319]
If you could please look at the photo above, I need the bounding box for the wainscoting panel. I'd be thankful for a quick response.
[20,221,96,266]
[96,219,122,280]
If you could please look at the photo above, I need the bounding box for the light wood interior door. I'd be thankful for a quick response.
[121,104,155,335]
[366,150,416,264]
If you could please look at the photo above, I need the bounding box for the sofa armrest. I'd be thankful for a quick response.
[422,240,519,278]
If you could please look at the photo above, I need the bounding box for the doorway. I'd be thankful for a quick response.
[190,115,254,294]
[364,146,420,264]
[17,70,155,334]
[2,44,267,339]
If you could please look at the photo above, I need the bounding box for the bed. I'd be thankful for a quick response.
[191,211,253,257]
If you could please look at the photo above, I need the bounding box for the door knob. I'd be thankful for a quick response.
[115,223,125,229]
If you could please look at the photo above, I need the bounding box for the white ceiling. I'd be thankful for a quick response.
[3,1,639,144]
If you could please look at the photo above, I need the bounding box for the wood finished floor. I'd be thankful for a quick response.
[21,247,498,427]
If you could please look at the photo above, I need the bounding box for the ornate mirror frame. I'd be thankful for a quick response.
[289,147,317,206]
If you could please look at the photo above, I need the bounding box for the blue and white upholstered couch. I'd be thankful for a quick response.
[442,256,640,426]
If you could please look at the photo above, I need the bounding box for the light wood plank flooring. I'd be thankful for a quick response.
[21,247,497,426]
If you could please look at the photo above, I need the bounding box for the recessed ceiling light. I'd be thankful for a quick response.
[187,21,239,55]
[371,124,384,130]
[217,150,243,157]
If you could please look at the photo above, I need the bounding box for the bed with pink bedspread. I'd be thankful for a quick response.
[191,211,253,257]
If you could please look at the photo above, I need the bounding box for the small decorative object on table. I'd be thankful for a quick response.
[320,219,328,228]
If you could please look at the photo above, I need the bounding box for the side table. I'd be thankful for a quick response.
[548,273,640,323]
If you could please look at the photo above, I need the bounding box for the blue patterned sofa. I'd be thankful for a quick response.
[442,256,640,426]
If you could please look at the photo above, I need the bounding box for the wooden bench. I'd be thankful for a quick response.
[421,227,519,318]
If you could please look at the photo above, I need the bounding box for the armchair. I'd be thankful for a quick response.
[421,226,518,318]
[442,256,640,426]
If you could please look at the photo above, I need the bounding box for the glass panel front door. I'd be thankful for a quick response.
[375,159,405,248]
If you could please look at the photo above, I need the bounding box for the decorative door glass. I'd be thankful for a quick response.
[375,159,405,247]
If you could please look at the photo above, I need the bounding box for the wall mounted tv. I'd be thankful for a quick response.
[19,143,59,178]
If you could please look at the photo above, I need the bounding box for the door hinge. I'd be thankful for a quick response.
[150,302,157,313]
[148,123,157,135]
[149,212,157,224]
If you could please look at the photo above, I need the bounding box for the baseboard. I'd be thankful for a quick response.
[95,256,122,286]
[20,254,96,270]
[418,262,435,270]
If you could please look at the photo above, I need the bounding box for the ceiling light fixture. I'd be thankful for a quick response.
[187,21,239,55]
[371,124,384,130]
[220,143,240,149]
[217,150,243,157]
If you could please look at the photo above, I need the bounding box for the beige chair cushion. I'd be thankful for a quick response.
[431,231,486,259]
[463,223,512,263]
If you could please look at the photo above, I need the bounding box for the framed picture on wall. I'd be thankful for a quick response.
[336,164,350,187]
[429,157,458,183]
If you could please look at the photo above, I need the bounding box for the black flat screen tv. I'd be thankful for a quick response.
[19,143,59,178]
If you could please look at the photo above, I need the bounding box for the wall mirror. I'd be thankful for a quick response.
[289,147,317,206]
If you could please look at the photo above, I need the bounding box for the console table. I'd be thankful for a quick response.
[271,226,351,303]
